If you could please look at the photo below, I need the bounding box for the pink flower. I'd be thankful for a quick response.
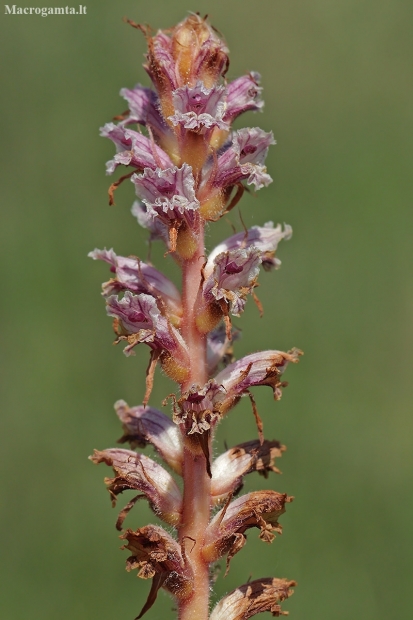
[214,127,275,190]
[224,72,264,123]
[132,165,200,247]
[88,248,182,323]
[169,82,229,132]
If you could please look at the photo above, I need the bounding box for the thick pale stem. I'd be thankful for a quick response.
[178,220,211,620]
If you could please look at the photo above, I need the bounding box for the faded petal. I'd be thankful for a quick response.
[211,440,285,502]
[169,82,229,131]
[215,348,302,402]
[90,448,182,526]
[172,381,226,436]
[88,248,182,321]
[121,525,193,617]
[210,577,296,620]
[115,399,184,475]
[132,164,199,230]
[203,490,292,567]
[215,127,275,190]
[203,247,261,316]
[224,72,264,123]
[207,222,292,273]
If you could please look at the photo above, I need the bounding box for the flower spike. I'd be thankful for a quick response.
[91,13,300,620]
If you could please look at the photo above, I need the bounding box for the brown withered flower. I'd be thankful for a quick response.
[209,578,297,619]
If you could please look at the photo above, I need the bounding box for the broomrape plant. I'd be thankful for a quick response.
[90,13,301,620]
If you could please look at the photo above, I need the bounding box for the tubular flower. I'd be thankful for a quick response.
[202,491,293,572]
[89,248,182,324]
[91,12,300,620]
[90,448,182,527]
[209,578,296,620]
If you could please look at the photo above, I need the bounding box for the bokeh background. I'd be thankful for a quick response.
[1,1,412,618]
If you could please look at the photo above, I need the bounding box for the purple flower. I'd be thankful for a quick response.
[172,349,300,438]
[106,291,186,358]
[169,82,229,132]
[202,247,262,316]
[214,127,275,190]
[224,72,264,123]
[119,84,170,139]
[214,349,302,402]
[100,125,173,175]
[132,164,199,228]
[88,248,182,323]
[207,222,292,272]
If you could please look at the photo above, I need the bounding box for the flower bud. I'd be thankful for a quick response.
[209,577,296,620]
[170,14,229,88]
[90,448,182,526]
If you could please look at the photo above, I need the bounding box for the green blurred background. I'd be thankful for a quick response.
[1,1,412,618]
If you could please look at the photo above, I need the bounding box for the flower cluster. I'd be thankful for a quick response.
[90,14,300,620]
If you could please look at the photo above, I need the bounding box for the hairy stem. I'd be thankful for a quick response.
[178,221,211,620]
